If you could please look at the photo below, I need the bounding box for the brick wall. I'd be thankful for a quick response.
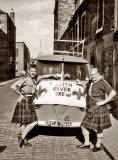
[16,42,30,76]
[103,0,114,34]
[54,1,58,39]
[85,0,97,43]
[16,43,24,76]
[0,29,8,80]
[57,0,75,39]
[54,0,75,51]
[85,0,114,42]
[0,12,16,80]
[24,43,30,71]
[56,0,117,87]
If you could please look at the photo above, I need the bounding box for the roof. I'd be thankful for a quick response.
[35,55,88,64]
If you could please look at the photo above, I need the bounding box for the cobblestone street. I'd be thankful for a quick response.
[0,82,112,160]
[0,0,118,159]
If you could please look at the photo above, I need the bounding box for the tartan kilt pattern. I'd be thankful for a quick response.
[11,96,37,125]
[81,105,112,131]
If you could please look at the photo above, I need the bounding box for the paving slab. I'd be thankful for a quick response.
[103,114,118,160]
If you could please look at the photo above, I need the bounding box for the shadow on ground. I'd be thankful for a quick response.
[27,126,97,145]
[0,146,7,153]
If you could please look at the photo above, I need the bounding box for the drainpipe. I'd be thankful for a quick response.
[113,42,116,89]
[114,0,117,29]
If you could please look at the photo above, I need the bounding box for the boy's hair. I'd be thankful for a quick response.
[29,64,37,69]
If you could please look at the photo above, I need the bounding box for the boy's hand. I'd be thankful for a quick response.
[76,79,84,86]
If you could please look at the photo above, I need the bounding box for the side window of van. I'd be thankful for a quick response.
[43,67,47,74]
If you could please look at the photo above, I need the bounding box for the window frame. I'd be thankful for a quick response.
[114,0,118,28]
[78,11,86,41]
[96,0,104,33]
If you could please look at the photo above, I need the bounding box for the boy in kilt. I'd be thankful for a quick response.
[11,64,39,147]
[76,68,116,152]
[11,64,58,147]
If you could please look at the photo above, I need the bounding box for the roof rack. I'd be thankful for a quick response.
[39,39,85,57]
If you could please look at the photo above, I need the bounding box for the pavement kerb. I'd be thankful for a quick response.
[0,78,19,87]
[102,115,118,160]
[102,144,116,160]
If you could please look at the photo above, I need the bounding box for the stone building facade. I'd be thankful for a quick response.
[54,0,75,40]
[0,9,16,80]
[54,0,118,90]
[16,42,30,77]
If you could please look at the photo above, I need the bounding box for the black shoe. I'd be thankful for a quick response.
[92,146,102,152]
[18,136,24,148]
[77,144,90,149]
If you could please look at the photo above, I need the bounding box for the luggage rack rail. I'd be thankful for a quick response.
[39,39,85,57]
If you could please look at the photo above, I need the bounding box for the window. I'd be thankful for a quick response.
[114,0,118,28]
[96,0,104,32]
[73,24,78,40]
[115,44,118,89]
[43,66,61,75]
[71,23,78,55]
[117,0,118,27]
[79,12,86,40]
[81,13,86,40]
[79,16,81,40]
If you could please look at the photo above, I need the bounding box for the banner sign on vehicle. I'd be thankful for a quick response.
[33,80,86,108]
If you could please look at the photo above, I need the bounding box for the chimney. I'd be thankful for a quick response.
[10,8,15,24]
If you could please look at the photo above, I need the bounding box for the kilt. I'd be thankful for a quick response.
[81,104,112,131]
[11,95,37,125]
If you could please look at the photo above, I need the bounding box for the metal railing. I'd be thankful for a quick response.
[39,39,85,57]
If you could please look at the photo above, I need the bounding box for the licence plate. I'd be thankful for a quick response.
[47,120,72,127]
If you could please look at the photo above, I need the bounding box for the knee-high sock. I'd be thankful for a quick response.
[17,125,25,135]
[21,121,38,140]
[81,126,90,145]
[96,132,103,148]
